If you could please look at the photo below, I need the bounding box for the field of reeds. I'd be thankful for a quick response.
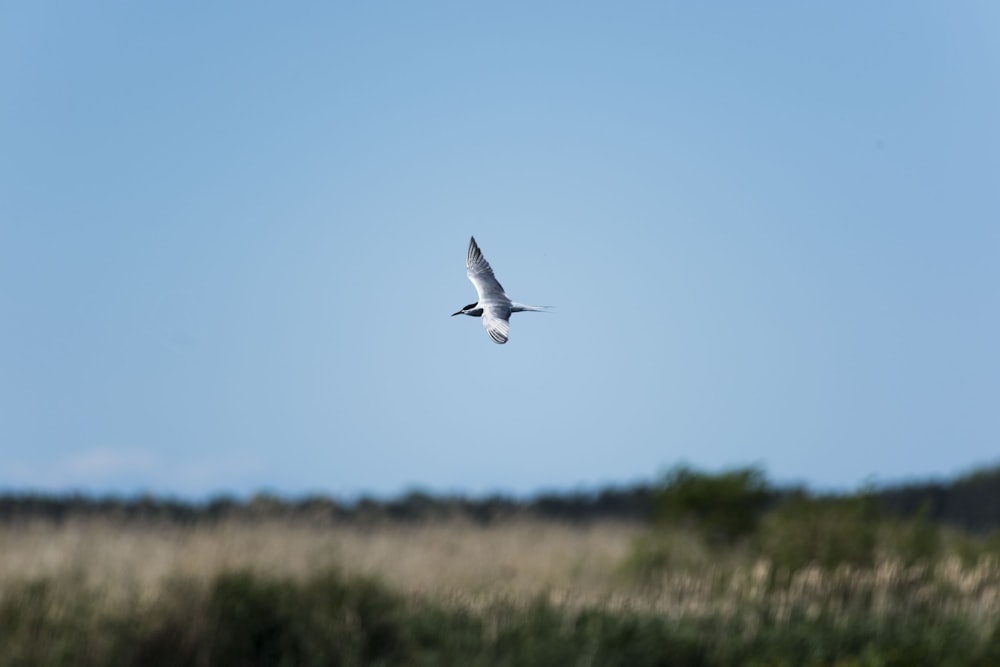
[4,467,1000,665]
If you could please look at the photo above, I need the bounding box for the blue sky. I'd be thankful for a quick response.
[2,2,998,498]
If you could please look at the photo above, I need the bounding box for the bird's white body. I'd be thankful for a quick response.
[452,236,547,344]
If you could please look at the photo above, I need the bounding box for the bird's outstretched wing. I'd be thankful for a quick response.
[466,236,513,344]
[481,306,510,344]
[466,236,507,301]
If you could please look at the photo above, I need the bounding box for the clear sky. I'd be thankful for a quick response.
[2,2,998,499]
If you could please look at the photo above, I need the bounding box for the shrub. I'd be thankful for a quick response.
[203,569,411,667]
[652,465,771,548]
[757,491,879,570]
[891,501,942,565]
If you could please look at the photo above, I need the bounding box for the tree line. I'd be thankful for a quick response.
[1,464,998,530]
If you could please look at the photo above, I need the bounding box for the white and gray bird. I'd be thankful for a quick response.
[451,236,548,344]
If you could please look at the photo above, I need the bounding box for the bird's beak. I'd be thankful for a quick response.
[451,310,462,316]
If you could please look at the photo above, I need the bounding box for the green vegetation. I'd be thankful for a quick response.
[652,465,771,547]
[3,465,1000,665]
[634,466,1000,574]
[3,567,1000,666]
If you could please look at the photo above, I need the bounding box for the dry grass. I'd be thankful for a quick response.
[0,517,641,605]
[7,517,1000,665]
[3,515,1000,630]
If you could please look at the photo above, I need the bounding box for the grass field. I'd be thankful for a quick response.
[0,516,639,604]
[3,513,1000,665]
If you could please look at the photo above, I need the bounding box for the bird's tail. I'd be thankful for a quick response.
[510,303,551,313]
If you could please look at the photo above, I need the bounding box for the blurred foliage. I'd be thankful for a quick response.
[0,486,656,526]
[634,466,999,576]
[891,501,943,565]
[876,464,1000,532]
[623,527,713,581]
[3,568,1000,666]
[652,465,771,547]
[2,463,999,532]
[4,463,1000,664]
[756,491,881,570]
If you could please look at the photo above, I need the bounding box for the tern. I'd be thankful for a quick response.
[452,236,548,344]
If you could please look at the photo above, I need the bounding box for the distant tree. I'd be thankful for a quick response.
[876,464,1000,532]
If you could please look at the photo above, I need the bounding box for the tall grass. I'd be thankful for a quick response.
[3,556,1000,666]
[3,505,1000,663]
[0,517,638,601]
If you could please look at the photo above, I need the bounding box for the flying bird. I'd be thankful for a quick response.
[452,236,548,344]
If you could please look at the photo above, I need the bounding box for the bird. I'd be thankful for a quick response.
[452,236,548,344]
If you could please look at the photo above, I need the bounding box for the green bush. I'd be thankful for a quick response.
[203,569,412,667]
[652,465,771,548]
[757,492,880,570]
[890,501,942,565]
